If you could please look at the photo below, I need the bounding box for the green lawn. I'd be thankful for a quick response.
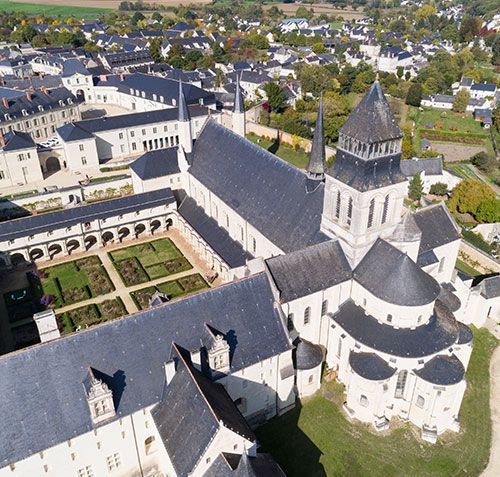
[247,132,310,170]
[0,0,110,16]
[257,328,498,477]
[40,256,114,307]
[455,259,482,277]
[131,273,208,310]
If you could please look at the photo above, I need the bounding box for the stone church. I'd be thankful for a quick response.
[0,80,492,477]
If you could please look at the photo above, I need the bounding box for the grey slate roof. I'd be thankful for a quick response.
[0,273,291,467]
[178,80,190,122]
[400,157,443,177]
[413,203,460,254]
[2,130,36,151]
[59,104,209,136]
[339,81,402,143]
[151,344,255,477]
[294,338,323,370]
[479,275,500,299]
[178,196,254,268]
[57,122,95,141]
[233,74,245,114]
[266,240,351,302]
[189,120,329,254]
[390,212,422,243]
[417,249,439,267]
[354,239,441,306]
[349,352,396,381]
[0,188,175,242]
[331,300,460,358]
[130,147,180,180]
[307,96,325,178]
[457,322,473,345]
[437,284,461,313]
[414,354,465,385]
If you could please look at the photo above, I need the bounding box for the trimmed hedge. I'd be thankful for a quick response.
[420,128,488,145]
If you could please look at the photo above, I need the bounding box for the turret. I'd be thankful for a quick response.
[232,74,246,137]
[178,80,192,153]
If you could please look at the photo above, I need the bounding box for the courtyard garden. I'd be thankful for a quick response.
[131,273,208,310]
[256,328,498,477]
[57,297,127,335]
[109,238,193,286]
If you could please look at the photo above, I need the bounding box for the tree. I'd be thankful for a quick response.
[296,64,333,96]
[405,83,422,106]
[408,174,423,201]
[448,179,495,217]
[471,151,492,172]
[459,16,481,43]
[151,12,163,22]
[452,90,470,113]
[476,198,500,223]
[263,82,287,113]
[429,182,448,196]
[415,4,436,26]
[396,66,404,79]
[131,11,145,25]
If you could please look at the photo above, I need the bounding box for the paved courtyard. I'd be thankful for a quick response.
[0,229,220,354]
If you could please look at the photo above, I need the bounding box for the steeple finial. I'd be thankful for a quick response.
[233,73,245,114]
[307,94,326,180]
[178,80,190,122]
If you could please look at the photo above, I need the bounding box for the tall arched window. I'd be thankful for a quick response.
[144,436,155,455]
[303,307,311,325]
[381,195,390,224]
[367,199,375,228]
[335,191,341,219]
[395,370,408,398]
[346,197,353,226]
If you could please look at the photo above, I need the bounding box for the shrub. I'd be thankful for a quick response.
[178,274,208,293]
[116,258,149,286]
[429,182,449,195]
[462,229,493,254]
[476,198,500,223]
[470,151,493,172]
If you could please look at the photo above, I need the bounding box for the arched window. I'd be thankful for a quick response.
[321,300,328,316]
[439,257,445,273]
[367,198,375,228]
[346,197,353,226]
[387,314,392,322]
[303,307,311,325]
[416,395,425,408]
[287,313,294,331]
[335,191,341,219]
[381,195,390,224]
[359,395,369,407]
[395,370,408,398]
[144,436,155,455]
[308,375,314,384]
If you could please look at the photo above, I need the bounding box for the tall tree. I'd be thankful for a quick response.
[406,83,422,107]
[408,174,423,201]
[263,82,287,113]
[452,89,470,113]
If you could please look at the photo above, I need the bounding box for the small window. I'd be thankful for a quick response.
[308,375,314,384]
[77,466,94,477]
[81,157,87,165]
[144,436,155,455]
[130,130,135,137]
[252,237,256,253]
[387,314,392,323]
[416,395,425,408]
[287,313,294,331]
[439,257,445,273]
[336,337,342,358]
[367,198,375,228]
[359,395,369,407]
[153,127,157,133]
[206,457,211,464]
[119,132,124,139]
[142,129,146,136]
[381,194,390,224]
[321,300,328,316]
[79,144,84,151]
[106,453,121,471]
[303,307,311,325]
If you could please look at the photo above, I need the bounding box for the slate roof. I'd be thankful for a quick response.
[354,239,441,306]
[400,157,443,176]
[349,351,396,381]
[266,240,351,302]
[417,249,439,267]
[178,80,190,122]
[2,130,36,151]
[331,300,460,358]
[414,354,465,385]
[413,203,461,253]
[151,344,255,477]
[339,81,402,143]
[437,284,461,313]
[457,322,473,345]
[0,273,290,467]
[294,338,323,370]
[57,122,94,141]
[178,196,253,268]
[130,147,180,180]
[61,58,90,77]
[189,120,329,254]
[0,188,175,242]
[307,96,325,177]
[479,275,500,299]
[390,212,422,243]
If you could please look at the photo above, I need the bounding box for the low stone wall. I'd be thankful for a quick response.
[459,241,500,274]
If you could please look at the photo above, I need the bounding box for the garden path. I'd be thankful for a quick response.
[482,320,500,477]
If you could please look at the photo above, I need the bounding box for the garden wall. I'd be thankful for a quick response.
[460,241,500,274]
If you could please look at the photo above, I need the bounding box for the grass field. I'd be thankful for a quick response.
[455,258,482,277]
[257,328,498,477]
[0,0,111,16]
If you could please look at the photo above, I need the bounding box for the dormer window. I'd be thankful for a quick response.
[208,334,230,373]
[83,368,115,425]
[38,105,44,112]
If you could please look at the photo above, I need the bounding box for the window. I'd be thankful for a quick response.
[336,337,342,358]
[416,395,425,408]
[321,300,328,316]
[287,313,294,331]
[142,129,146,135]
[164,124,168,132]
[335,191,341,219]
[79,144,84,151]
[381,195,390,224]
[240,226,244,242]
[81,157,87,165]
[387,314,392,323]
[439,257,445,273]
[252,237,257,253]
[367,198,375,228]
[303,307,311,325]
[346,197,353,225]
[145,436,155,455]
[308,375,314,384]
[77,466,93,477]
[206,457,211,464]
[395,370,408,398]
[130,130,135,137]
[225,213,229,228]
[93,400,107,416]
[153,127,157,133]
[359,395,369,407]
[0,170,5,180]
[106,453,121,471]
[119,132,123,139]
[120,144,125,153]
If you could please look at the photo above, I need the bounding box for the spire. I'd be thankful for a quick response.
[178,80,189,122]
[233,73,245,114]
[307,94,325,180]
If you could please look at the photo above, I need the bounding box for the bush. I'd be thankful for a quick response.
[471,151,494,172]
[462,229,493,254]
[476,198,500,223]
[429,182,449,195]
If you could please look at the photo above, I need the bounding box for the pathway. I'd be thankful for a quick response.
[482,319,500,477]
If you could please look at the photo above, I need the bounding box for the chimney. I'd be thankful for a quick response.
[2,97,8,108]
[33,309,60,343]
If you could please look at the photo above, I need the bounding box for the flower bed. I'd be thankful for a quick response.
[164,257,192,276]
[99,298,127,320]
[131,286,157,310]
[62,286,90,305]
[115,258,149,286]
[178,274,208,293]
